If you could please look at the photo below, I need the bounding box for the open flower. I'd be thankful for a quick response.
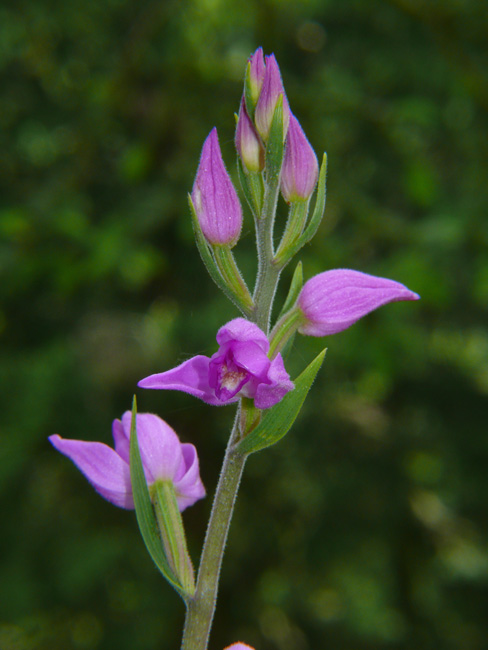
[139,318,294,410]
[297,269,420,336]
[49,412,205,511]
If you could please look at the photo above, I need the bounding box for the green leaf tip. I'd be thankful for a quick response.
[238,348,326,455]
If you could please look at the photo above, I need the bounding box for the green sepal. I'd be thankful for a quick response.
[275,152,327,266]
[265,96,285,185]
[129,397,185,598]
[244,61,256,119]
[189,194,253,317]
[238,348,326,455]
[276,261,303,322]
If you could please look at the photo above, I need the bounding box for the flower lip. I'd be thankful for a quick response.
[297,269,420,337]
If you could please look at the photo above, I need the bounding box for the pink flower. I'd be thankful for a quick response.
[49,412,205,511]
[297,269,420,336]
[139,318,294,410]
[224,644,255,650]
[281,114,319,202]
[192,128,242,246]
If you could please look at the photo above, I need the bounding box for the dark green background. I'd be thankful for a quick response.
[1,0,487,648]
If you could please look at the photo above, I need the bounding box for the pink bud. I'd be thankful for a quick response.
[281,114,319,202]
[254,54,290,141]
[297,269,420,336]
[224,644,255,650]
[236,97,264,173]
[192,128,242,247]
[247,47,265,106]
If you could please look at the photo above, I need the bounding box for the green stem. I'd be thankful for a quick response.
[252,165,282,333]
[181,416,246,650]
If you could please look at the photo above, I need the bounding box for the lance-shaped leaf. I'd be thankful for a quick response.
[238,348,326,454]
[129,398,186,598]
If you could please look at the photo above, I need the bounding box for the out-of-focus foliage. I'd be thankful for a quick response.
[1,0,487,648]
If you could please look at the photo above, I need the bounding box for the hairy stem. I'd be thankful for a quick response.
[181,416,246,650]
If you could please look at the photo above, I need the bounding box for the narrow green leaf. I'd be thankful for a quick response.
[265,97,285,184]
[244,61,256,119]
[276,261,303,322]
[238,348,326,455]
[129,397,184,596]
[301,152,327,244]
[236,155,257,217]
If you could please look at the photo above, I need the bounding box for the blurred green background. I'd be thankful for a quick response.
[1,0,488,648]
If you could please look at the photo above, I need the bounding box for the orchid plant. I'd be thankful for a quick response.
[50,48,419,650]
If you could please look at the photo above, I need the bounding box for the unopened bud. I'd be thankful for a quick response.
[254,54,290,142]
[236,98,264,173]
[281,114,319,202]
[297,269,420,337]
[247,47,265,108]
[191,128,242,247]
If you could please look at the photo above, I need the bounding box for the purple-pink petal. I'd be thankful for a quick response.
[298,269,420,336]
[120,412,183,484]
[254,354,295,409]
[138,355,223,406]
[216,317,270,353]
[49,435,134,509]
[173,443,206,511]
